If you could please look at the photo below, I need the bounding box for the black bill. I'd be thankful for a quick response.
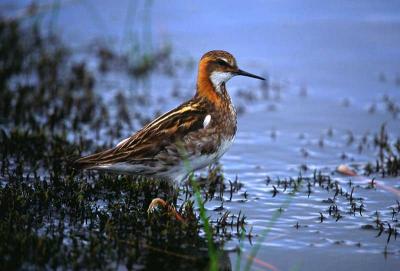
[236,69,265,80]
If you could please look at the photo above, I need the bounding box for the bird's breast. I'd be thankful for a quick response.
[214,100,237,138]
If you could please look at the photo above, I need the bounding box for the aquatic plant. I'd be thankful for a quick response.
[365,124,400,177]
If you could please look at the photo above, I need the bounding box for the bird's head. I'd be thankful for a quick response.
[197,50,265,93]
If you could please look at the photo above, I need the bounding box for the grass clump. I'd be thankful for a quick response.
[365,124,400,177]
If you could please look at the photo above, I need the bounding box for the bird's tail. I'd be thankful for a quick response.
[73,148,120,170]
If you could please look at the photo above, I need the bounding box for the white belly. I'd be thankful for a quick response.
[189,138,234,171]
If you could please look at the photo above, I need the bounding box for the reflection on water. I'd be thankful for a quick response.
[126,235,232,271]
[138,244,232,271]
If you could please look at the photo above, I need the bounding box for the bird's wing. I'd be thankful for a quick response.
[74,99,208,168]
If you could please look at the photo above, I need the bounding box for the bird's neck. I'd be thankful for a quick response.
[196,72,231,107]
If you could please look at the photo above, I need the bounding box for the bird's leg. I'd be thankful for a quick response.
[147,198,185,222]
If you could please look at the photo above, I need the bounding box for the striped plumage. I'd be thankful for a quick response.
[75,50,265,183]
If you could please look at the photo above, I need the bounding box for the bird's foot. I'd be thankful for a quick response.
[147,198,185,222]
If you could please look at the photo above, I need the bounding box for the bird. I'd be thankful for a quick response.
[74,50,265,184]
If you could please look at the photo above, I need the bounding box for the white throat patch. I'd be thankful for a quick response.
[210,71,233,92]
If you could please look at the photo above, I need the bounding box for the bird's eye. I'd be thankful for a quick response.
[217,59,229,67]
